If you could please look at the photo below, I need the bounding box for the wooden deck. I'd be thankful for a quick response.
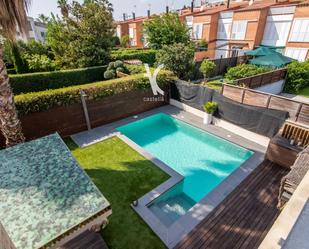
[175,160,288,249]
[57,230,108,249]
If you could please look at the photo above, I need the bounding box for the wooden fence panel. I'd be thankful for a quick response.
[243,91,269,107]
[222,85,244,103]
[297,104,309,124]
[267,96,300,120]
[222,84,309,126]
[234,68,287,89]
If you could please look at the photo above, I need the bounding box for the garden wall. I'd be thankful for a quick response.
[0,89,169,147]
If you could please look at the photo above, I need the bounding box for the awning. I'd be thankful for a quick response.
[245,46,277,56]
[249,52,295,68]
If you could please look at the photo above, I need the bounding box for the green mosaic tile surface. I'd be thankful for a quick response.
[0,134,110,249]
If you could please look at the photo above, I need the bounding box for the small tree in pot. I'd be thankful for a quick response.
[203,102,218,125]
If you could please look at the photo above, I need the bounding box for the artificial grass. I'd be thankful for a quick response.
[65,137,169,249]
[298,86,309,97]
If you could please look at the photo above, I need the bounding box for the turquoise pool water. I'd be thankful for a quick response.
[117,113,253,226]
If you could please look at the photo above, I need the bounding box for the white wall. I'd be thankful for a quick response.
[254,80,285,95]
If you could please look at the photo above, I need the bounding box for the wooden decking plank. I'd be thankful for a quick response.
[57,230,108,249]
[200,163,280,249]
[180,162,271,248]
[181,161,274,249]
[174,161,287,249]
[225,168,283,249]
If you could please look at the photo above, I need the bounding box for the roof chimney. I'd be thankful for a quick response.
[191,1,194,12]
[123,13,126,21]
[227,0,230,8]
[166,6,169,13]
[147,10,151,18]
[132,12,136,20]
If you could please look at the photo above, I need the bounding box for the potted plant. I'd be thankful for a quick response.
[203,102,218,125]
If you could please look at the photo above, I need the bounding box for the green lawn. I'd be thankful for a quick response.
[298,86,309,97]
[65,137,169,249]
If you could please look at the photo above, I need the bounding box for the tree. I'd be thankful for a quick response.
[143,13,191,49]
[0,0,29,146]
[47,0,115,69]
[200,59,216,81]
[156,43,195,80]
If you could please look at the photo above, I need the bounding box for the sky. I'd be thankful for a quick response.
[28,0,195,21]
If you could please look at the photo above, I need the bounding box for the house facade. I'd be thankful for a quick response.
[16,17,47,43]
[114,0,309,61]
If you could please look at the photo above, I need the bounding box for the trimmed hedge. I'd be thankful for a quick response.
[111,49,157,65]
[15,71,175,115]
[9,65,107,95]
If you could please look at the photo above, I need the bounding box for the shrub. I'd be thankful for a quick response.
[15,71,176,115]
[7,68,16,74]
[24,54,58,72]
[10,43,29,74]
[203,102,218,114]
[156,43,195,80]
[114,60,124,68]
[111,48,157,65]
[284,60,309,93]
[225,64,271,81]
[9,65,107,94]
[200,59,216,81]
[104,60,127,79]
[104,70,116,80]
[120,35,130,48]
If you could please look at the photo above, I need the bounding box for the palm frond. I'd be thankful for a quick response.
[0,0,31,40]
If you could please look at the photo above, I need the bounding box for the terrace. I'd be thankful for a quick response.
[1,50,309,249]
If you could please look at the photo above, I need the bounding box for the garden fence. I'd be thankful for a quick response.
[234,68,287,89]
[222,84,309,126]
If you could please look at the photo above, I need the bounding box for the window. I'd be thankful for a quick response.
[289,19,309,42]
[116,27,121,38]
[129,28,134,39]
[217,19,232,39]
[40,32,45,38]
[231,20,247,40]
[192,23,203,40]
[285,48,308,62]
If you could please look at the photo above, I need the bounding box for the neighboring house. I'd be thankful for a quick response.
[284,2,309,61]
[16,17,47,43]
[114,0,309,61]
[116,16,148,47]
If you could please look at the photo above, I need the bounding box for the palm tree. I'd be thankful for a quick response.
[0,0,31,147]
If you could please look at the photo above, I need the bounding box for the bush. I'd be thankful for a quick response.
[104,70,116,80]
[284,60,309,93]
[120,35,129,48]
[114,60,124,68]
[24,54,58,72]
[111,48,157,65]
[156,43,195,80]
[9,65,107,94]
[10,43,29,74]
[15,71,176,115]
[7,68,16,74]
[225,64,271,81]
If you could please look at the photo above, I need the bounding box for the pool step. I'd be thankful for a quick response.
[149,193,196,227]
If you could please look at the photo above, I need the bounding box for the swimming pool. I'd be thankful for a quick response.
[117,113,253,227]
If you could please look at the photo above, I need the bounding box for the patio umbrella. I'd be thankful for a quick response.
[245,47,277,56]
[249,52,295,68]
